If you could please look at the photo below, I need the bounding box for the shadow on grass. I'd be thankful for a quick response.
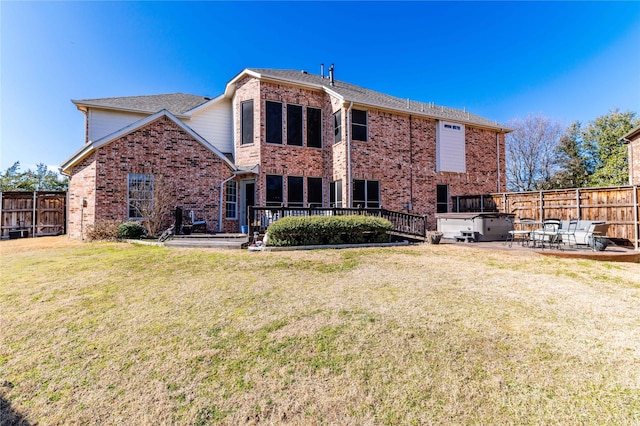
[1,394,31,426]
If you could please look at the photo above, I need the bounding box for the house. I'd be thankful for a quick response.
[621,125,640,185]
[61,67,510,239]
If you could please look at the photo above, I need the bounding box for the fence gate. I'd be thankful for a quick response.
[1,191,67,238]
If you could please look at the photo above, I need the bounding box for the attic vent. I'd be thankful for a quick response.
[301,70,308,74]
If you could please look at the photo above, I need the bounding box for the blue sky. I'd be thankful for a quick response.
[1,1,639,172]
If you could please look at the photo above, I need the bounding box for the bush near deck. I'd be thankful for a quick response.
[266,215,393,246]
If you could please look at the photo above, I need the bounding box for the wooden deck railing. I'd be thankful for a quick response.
[247,206,427,241]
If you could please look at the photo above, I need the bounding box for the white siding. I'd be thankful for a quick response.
[436,121,466,173]
[88,109,147,142]
[187,99,233,154]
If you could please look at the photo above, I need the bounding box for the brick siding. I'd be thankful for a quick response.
[234,76,506,228]
[629,134,640,185]
[69,74,507,237]
[67,116,235,239]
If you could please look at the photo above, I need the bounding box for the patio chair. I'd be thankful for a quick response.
[506,217,535,247]
[531,218,561,249]
[557,218,578,249]
[189,210,207,233]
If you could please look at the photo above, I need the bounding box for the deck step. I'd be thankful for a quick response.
[165,234,250,249]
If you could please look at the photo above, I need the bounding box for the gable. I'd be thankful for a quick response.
[61,110,236,174]
[187,98,233,154]
[88,109,148,142]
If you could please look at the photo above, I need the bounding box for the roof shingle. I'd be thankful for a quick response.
[72,93,210,116]
[246,68,507,130]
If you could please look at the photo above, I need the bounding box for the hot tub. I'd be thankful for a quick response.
[436,213,515,242]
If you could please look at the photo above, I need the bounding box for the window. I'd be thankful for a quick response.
[307,177,323,207]
[352,109,368,141]
[127,174,153,219]
[287,104,303,146]
[334,110,342,143]
[330,180,342,207]
[307,107,322,148]
[225,181,238,219]
[266,175,283,207]
[353,179,380,208]
[266,101,283,144]
[436,184,449,213]
[241,100,254,145]
[287,176,304,207]
[436,121,465,172]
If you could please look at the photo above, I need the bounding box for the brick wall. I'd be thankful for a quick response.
[629,134,640,185]
[234,79,338,206]
[232,75,507,229]
[67,116,236,238]
[67,156,97,239]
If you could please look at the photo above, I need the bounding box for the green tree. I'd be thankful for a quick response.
[548,121,591,189]
[583,109,639,187]
[0,162,23,191]
[0,162,68,191]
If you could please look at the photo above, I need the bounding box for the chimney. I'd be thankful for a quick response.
[329,63,334,86]
[320,63,325,78]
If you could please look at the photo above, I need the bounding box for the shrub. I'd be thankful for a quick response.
[85,220,120,241]
[266,215,392,247]
[117,221,147,239]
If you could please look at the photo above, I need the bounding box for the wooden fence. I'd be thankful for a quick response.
[454,186,639,249]
[1,191,67,238]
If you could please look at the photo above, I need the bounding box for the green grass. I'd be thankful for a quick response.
[1,237,639,425]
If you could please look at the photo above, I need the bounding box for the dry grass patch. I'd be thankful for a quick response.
[1,237,639,425]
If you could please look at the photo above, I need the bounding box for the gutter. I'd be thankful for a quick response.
[347,101,353,207]
[497,131,502,192]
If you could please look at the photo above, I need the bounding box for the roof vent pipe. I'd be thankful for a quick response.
[329,64,334,86]
[321,63,324,78]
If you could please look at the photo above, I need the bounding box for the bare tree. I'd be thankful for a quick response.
[506,114,563,192]
[129,174,175,237]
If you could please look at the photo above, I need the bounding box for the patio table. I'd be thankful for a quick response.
[506,219,538,247]
[531,219,562,250]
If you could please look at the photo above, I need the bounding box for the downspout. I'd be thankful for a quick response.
[347,101,353,207]
[634,185,639,251]
[496,131,501,193]
[218,174,237,233]
[409,115,413,210]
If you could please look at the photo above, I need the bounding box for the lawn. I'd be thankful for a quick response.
[1,237,639,425]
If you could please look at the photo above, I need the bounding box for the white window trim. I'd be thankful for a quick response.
[225,181,238,220]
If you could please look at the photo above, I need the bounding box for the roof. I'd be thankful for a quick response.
[71,93,211,117]
[235,68,509,132]
[60,110,236,174]
[620,125,640,143]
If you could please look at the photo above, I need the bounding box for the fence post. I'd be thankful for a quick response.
[634,186,639,251]
[32,191,37,238]
[539,191,544,221]
[576,188,581,220]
